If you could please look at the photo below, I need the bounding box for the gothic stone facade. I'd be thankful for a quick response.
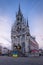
[11,5,39,55]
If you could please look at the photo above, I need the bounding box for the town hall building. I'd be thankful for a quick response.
[11,5,39,56]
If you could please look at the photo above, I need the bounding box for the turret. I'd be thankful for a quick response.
[27,19,29,27]
[26,18,30,36]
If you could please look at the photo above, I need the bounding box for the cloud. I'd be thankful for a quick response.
[0,15,12,49]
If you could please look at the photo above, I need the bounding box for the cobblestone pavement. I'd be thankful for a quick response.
[0,56,43,65]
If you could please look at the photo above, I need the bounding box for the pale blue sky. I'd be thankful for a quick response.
[0,0,43,49]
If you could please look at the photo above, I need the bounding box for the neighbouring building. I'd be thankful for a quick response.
[11,5,39,56]
[2,47,8,55]
[0,45,2,55]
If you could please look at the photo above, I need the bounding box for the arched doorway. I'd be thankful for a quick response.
[22,42,25,54]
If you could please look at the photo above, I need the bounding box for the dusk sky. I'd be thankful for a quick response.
[0,0,43,49]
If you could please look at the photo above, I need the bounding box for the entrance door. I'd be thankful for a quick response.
[22,42,25,54]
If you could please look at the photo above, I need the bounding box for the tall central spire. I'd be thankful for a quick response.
[16,4,23,21]
[18,4,21,15]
